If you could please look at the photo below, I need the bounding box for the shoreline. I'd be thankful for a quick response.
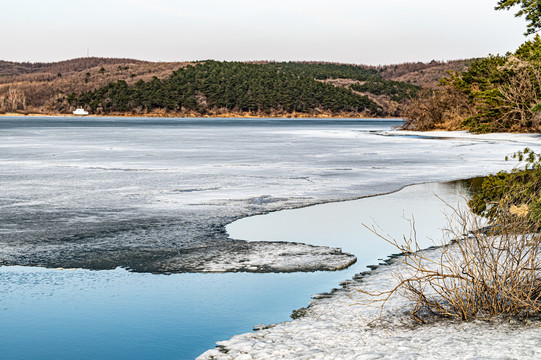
[195,179,470,357]
[0,111,403,120]
[378,129,541,141]
[197,243,541,359]
[198,178,540,359]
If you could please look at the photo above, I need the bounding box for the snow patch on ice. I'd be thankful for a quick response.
[160,241,357,273]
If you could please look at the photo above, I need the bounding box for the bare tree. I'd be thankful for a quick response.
[1,87,26,112]
[496,60,541,131]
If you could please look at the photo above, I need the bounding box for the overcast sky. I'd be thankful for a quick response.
[2,0,530,65]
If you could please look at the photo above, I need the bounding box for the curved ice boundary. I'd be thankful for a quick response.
[2,119,541,274]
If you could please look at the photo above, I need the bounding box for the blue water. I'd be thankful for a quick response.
[0,117,471,360]
[0,181,466,360]
[1,267,346,360]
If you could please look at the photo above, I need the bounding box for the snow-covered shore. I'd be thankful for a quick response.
[198,246,541,359]
[198,130,541,359]
[378,129,541,143]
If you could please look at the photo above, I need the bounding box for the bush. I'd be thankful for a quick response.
[361,205,541,322]
[360,152,541,322]
[403,36,541,133]
[401,86,472,131]
[469,148,541,224]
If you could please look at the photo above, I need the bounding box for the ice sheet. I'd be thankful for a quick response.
[1,117,540,272]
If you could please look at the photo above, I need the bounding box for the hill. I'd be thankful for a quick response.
[0,58,193,114]
[0,57,148,77]
[0,58,470,117]
[74,61,382,117]
[376,59,472,88]
[401,36,541,133]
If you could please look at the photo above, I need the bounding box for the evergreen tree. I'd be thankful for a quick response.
[496,0,541,35]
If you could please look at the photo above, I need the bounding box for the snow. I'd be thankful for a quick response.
[2,118,541,273]
[193,127,541,359]
[197,246,541,359]
[158,241,357,273]
[378,129,541,143]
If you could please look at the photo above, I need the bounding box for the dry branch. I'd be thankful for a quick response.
[358,203,541,323]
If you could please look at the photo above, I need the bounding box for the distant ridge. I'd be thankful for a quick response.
[0,57,149,76]
[0,57,470,86]
[0,58,470,117]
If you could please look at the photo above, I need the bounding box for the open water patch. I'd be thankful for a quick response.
[1,181,470,360]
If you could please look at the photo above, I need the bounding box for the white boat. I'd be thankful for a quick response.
[73,108,89,116]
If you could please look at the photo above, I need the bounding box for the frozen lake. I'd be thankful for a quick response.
[1,117,541,359]
[2,181,466,360]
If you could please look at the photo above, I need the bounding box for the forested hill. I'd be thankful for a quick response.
[74,61,382,116]
[402,35,541,133]
[265,62,378,81]
[0,58,468,117]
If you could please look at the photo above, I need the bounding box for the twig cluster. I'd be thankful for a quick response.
[359,204,541,322]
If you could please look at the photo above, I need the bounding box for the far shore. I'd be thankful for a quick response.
[0,111,403,120]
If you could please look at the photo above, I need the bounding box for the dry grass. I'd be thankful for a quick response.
[360,203,541,323]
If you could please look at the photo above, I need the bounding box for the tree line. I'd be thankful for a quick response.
[350,79,420,102]
[265,61,377,81]
[403,35,541,132]
[402,0,541,133]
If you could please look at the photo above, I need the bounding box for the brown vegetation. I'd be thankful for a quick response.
[0,57,147,77]
[319,60,471,118]
[1,87,27,112]
[494,59,541,131]
[361,200,541,322]
[320,79,403,117]
[0,58,193,114]
[375,59,470,88]
[401,87,474,130]
[70,108,376,119]
[398,36,541,133]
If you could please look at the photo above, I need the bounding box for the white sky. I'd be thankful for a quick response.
[1,0,530,65]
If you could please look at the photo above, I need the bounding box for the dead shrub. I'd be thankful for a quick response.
[495,62,541,132]
[360,202,541,322]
